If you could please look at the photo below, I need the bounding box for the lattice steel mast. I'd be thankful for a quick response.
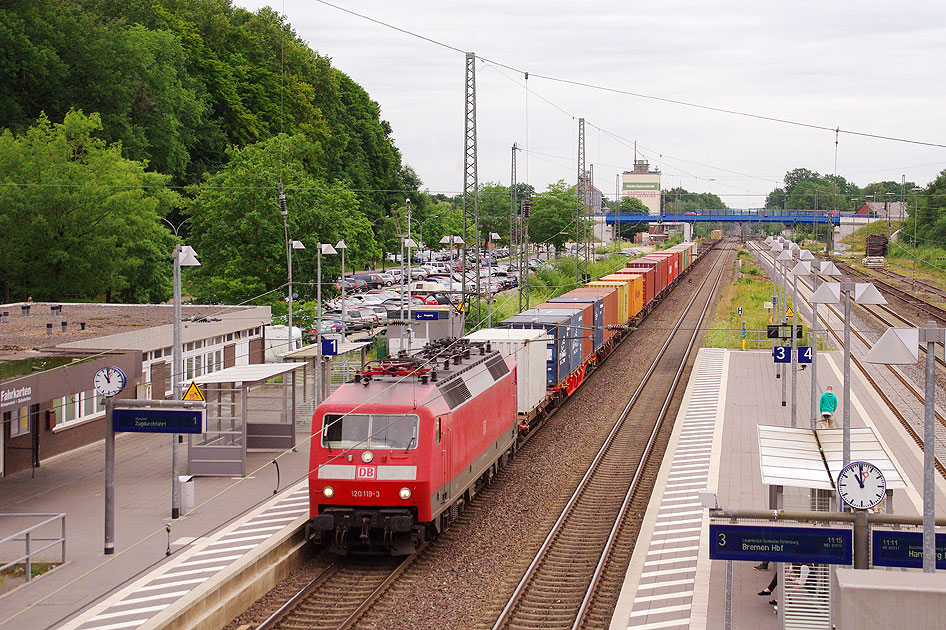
[510,143,520,265]
[463,52,480,326]
[576,117,586,284]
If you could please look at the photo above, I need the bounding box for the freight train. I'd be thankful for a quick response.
[308,241,704,554]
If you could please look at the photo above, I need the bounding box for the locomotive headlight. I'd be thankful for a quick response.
[322,486,335,498]
[361,451,374,463]
[398,487,412,500]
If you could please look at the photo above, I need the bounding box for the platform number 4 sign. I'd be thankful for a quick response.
[798,346,812,364]
[773,346,791,363]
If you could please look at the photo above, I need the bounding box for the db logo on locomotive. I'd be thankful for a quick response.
[356,465,377,480]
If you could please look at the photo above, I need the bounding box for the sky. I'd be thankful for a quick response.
[237,0,946,208]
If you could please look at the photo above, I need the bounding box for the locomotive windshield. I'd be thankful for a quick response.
[322,413,419,450]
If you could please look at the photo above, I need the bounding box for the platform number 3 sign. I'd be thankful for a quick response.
[773,346,791,363]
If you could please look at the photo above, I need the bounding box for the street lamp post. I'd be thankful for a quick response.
[811,279,886,467]
[336,240,347,336]
[441,235,464,337]
[776,247,796,406]
[912,187,922,291]
[866,323,946,572]
[288,240,304,351]
[172,244,199,519]
[789,250,815,427]
[808,260,841,428]
[316,243,336,403]
[487,232,500,327]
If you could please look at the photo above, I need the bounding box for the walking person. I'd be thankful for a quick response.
[819,386,838,428]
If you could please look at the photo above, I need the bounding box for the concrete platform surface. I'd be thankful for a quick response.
[611,348,946,630]
[0,429,312,630]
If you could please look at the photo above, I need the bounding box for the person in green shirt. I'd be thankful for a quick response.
[820,385,838,428]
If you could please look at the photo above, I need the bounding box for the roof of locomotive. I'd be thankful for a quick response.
[316,339,513,416]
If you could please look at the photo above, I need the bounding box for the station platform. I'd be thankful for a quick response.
[610,347,946,629]
[0,429,312,630]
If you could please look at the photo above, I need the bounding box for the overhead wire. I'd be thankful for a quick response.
[312,0,946,150]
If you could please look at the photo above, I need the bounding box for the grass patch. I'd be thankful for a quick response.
[704,249,780,349]
[0,562,60,594]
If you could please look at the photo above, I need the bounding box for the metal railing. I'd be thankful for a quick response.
[719,329,835,352]
[0,513,66,582]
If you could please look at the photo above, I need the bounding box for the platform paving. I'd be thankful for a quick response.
[0,429,312,630]
[611,347,946,630]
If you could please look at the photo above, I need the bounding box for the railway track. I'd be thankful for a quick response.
[489,242,735,630]
[240,241,732,630]
[832,259,946,326]
[255,554,417,630]
[751,243,946,479]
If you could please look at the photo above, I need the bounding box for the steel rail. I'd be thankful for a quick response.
[255,560,342,630]
[571,240,732,630]
[491,240,733,630]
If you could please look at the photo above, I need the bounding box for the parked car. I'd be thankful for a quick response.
[377,272,396,286]
[347,277,368,292]
[324,308,367,330]
[350,273,386,289]
[334,279,358,293]
[357,308,380,326]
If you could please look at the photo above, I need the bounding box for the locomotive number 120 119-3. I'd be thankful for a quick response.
[351,490,381,498]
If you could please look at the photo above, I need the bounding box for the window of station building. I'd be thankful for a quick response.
[194,355,202,376]
[226,334,233,342]
[10,406,30,438]
[54,390,103,428]
[195,339,203,350]
[186,357,194,380]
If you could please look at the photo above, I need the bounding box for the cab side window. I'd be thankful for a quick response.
[435,418,441,444]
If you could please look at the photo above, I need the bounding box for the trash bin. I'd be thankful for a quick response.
[178,475,195,513]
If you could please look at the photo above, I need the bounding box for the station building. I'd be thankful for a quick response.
[0,302,270,477]
[621,160,662,215]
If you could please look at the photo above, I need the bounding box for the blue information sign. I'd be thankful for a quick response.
[773,346,791,363]
[113,408,205,434]
[710,524,853,564]
[321,337,338,356]
[872,530,946,569]
[798,346,812,364]
[413,310,438,320]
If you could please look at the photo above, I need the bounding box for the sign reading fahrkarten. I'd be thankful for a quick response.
[113,408,205,434]
[710,524,853,564]
[872,530,946,569]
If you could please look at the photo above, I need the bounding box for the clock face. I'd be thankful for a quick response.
[93,366,127,398]
[837,461,886,510]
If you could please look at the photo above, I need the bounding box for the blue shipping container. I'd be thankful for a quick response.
[499,312,572,385]
[548,295,604,352]
[531,308,582,374]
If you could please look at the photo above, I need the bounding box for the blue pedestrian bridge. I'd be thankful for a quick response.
[598,209,841,225]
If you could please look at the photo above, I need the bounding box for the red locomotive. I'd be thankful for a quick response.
[308,339,517,555]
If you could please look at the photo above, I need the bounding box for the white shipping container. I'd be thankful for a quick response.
[465,328,550,415]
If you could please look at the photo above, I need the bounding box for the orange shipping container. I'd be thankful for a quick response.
[598,274,644,319]
[586,281,630,325]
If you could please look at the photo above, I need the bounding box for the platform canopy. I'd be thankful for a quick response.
[757,425,907,491]
[191,362,305,385]
[280,341,371,359]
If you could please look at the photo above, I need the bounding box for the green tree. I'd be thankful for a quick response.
[0,3,208,183]
[0,110,179,302]
[185,133,378,304]
[529,180,577,254]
